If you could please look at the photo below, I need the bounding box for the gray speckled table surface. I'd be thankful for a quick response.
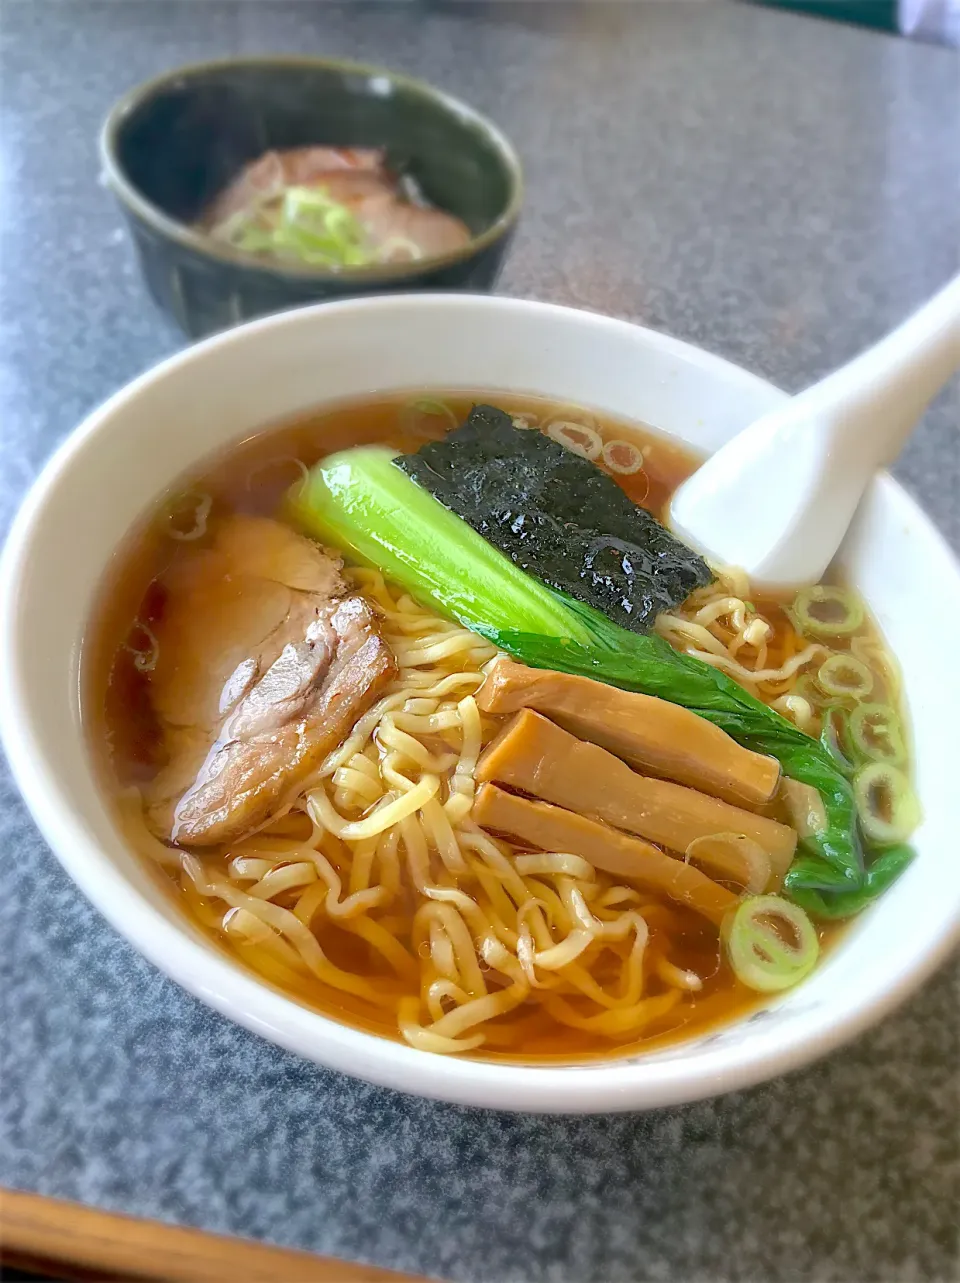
[2,2,958,1280]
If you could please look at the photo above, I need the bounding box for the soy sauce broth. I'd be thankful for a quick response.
[86,392,850,1064]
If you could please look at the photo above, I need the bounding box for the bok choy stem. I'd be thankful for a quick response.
[287,447,594,644]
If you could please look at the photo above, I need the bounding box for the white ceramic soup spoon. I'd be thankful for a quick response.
[669,274,960,590]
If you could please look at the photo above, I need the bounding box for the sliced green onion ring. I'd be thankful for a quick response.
[546,420,603,461]
[724,895,820,993]
[819,704,857,777]
[817,653,874,700]
[123,620,160,673]
[849,703,907,767]
[779,779,828,841]
[793,585,864,638]
[244,456,310,496]
[854,762,920,845]
[543,406,597,431]
[793,673,829,708]
[218,184,374,269]
[399,397,458,435]
[232,225,276,254]
[167,491,212,541]
[685,833,771,894]
[376,235,423,262]
[601,439,645,475]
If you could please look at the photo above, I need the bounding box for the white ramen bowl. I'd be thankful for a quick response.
[2,295,958,1113]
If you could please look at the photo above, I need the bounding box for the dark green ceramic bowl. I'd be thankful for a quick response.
[100,57,523,339]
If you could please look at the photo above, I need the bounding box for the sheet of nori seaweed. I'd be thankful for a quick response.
[395,404,712,633]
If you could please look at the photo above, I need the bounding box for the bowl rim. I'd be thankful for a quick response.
[99,54,524,283]
[3,293,959,1113]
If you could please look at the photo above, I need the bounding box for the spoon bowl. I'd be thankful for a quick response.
[669,275,960,590]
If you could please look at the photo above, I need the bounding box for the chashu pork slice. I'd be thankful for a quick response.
[144,515,397,847]
[201,147,387,227]
[201,146,470,264]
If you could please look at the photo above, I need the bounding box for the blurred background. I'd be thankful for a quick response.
[1,2,957,1282]
[761,0,959,43]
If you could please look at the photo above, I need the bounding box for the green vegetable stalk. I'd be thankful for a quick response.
[288,447,590,644]
[290,447,913,917]
[788,845,914,919]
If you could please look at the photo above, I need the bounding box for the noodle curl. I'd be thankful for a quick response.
[178,570,700,1052]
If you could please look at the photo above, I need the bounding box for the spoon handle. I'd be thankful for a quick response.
[669,275,960,589]
[795,273,960,471]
